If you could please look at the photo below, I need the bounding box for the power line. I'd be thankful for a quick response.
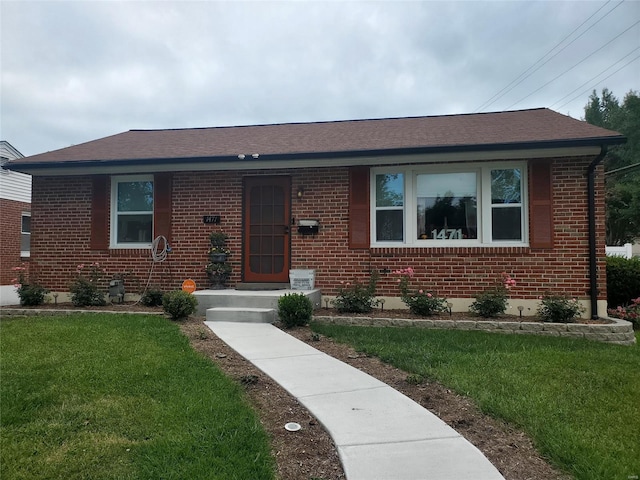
[474,0,624,112]
[506,20,640,110]
[555,54,640,111]
[550,47,640,108]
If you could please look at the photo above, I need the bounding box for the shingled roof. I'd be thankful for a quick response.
[11,108,625,169]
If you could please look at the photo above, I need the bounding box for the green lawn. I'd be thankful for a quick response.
[0,314,275,480]
[311,323,640,480]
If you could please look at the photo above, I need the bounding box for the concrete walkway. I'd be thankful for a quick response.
[205,321,504,480]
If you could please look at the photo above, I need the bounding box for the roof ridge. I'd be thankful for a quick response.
[128,108,551,133]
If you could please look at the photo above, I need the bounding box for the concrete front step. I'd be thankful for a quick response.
[193,288,322,317]
[206,307,275,323]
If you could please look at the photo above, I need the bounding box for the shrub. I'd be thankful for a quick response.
[608,297,640,329]
[11,264,47,306]
[606,256,640,309]
[537,294,586,323]
[141,288,164,307]
[17,284,48,306]
[277,293,313,328]
[70,262,107,307]
[333,271,379,313]
[469,272,516,318]
[162,290,198,320]
[394,267,447,316]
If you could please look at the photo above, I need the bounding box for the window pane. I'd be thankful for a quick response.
[376,210,403,241]
[376,174,404,207]
[117,214,152,243]
[492,207,522,240]
[417,173,477,240]
[491,169,521,204]
[21,233,30,252]
[118,181,153,212]
[21,215,31,233]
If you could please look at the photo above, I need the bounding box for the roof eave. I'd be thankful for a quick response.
[8,135,627,174]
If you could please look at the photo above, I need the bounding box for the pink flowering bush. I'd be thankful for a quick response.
[333,271,379,313]
[70,262,107,306]
[11,264,47,306]
[469,272,515,317]
[393,267,447,316]
[608,297,640,329]
[536,294,585,323]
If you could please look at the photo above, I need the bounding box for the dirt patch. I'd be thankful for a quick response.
[179,317,570,480]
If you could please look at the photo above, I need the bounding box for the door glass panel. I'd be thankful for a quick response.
[250,255,261,273]
[274,255,284,273]
[274,237,284,254]
[274,187,284,204]
[250,236,260,255]
[263,236,272,252]
[261,255,273,273]
[273,205,284,223]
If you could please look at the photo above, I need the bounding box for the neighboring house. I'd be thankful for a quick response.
[0,141,30,288]
[9,109,626,318]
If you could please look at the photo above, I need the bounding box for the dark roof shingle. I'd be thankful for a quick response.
[13,108,625,166]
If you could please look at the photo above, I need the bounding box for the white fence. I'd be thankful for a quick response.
[606,243,633,259]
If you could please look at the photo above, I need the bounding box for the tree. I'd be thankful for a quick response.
[584,89,640,245]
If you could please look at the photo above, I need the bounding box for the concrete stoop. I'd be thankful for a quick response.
[206,307,275,323]
[193,288,321,323]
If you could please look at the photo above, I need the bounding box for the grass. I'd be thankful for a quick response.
[311,323,640,480]
[0,314,275,480]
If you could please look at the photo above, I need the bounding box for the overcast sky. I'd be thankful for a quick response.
[2,0,639,157]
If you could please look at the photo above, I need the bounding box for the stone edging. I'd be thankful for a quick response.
[313,315,637,346]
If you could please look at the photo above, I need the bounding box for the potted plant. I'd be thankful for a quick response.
[206,232,232,288]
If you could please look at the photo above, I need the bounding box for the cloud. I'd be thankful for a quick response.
[1,0,638,156]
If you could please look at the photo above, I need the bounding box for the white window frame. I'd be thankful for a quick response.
[110,175,154,249]
[370,161,528,247]
[20,212,31,257]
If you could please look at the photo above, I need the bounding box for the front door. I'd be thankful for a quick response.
[243,176,291,283]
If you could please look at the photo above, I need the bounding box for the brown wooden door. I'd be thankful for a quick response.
[243,176,291,283]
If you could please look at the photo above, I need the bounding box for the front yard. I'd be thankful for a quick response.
[311,323,640,480]
[0,314,275,480]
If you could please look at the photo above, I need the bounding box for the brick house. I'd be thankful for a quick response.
[0,141,30,289]
[9,109,625,317]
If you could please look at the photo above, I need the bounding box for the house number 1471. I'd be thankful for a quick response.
[431,229,463,240]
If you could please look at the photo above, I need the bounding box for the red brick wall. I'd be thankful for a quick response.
[29,156,606,302]
[0,198,30,285]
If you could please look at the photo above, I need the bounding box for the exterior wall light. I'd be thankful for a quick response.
[297,186,304,198]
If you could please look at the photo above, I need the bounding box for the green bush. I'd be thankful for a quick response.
[469,272,516,318]
[17,283,48,306]
[333,271,379,313]
[469,287,509,318]
[606,256,640,308]
[11,264,47,306]
[277,293,313,328]
[141,288,164,307]
[70,262,107,307]
[70,278,107,307]
[537,294,585,323]
[395,271,447,316]
[162,290,198,320]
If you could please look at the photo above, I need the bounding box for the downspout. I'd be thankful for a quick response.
[587,145,607,319]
